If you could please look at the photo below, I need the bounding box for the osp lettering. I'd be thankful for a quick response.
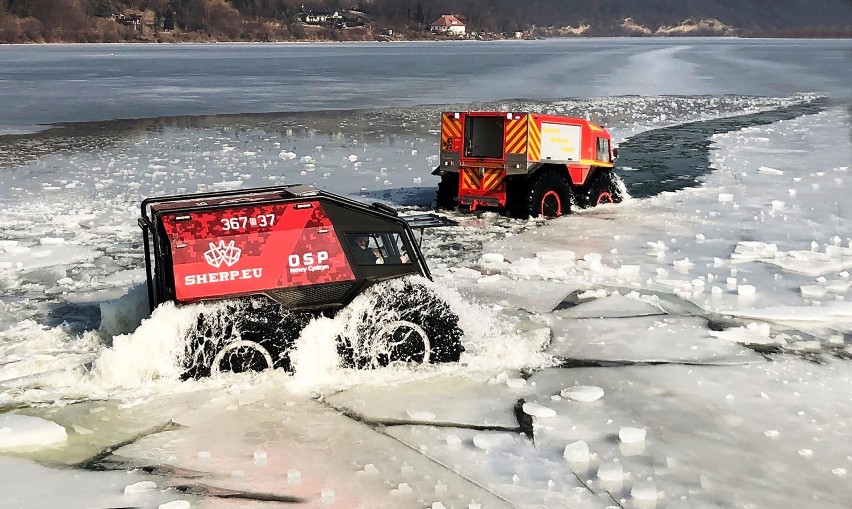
[288,251,329,267]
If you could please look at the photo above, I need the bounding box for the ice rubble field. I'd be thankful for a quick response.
[0,96,850,509]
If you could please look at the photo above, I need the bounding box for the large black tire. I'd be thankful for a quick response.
[506,177,530,219]
[578,169,624,208]
[182,297,311,379]
[513,170,573,219]
[337,278,464,369]
[436,173,459,211]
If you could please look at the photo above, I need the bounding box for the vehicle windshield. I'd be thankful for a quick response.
[347,233,412,265]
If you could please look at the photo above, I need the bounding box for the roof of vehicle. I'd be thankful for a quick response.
[147,184,321,214]
[442,111,610,135]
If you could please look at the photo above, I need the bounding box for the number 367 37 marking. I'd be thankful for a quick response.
[220,214,275,231]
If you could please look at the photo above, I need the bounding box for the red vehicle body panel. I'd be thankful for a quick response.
[160,201,355,303]
[439,111,615,210]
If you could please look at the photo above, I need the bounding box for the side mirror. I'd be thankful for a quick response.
[612,147,619,160]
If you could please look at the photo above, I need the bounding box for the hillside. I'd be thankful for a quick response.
[1,0,850,43]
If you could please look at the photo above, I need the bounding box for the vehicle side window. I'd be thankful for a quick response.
[596,137,611,162]
[347,233,412,265]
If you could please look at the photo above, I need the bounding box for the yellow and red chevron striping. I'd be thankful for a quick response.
[441,114,462,145]
[460,168,481,190]
[461,168,505,191]
[527,117,541,162]
[481,168,503,190]
[504,116,528,154]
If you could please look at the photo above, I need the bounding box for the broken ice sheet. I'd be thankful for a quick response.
[548,314,756,364]
[113,387,513,508]
[529,360,852,508]
[325,375,530,429]
[386,425,605,508]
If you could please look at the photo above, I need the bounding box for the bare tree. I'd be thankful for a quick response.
[29,0,88,36]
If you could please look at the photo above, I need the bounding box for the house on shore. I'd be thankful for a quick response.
[299,6,343,26]
[430,14,466,35]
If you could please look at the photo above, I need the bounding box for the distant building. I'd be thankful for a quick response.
[299,6,343,26]
[114,13,143,31]
[430,14,466,35]
[112,10,155,32]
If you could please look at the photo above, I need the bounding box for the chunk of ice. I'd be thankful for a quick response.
[523,402,557,418]
[758,166,784,175]
[124,481,157,495]
[673,258,694,269]
[801,285,827,299]
[563,440,590,463]
[480,253,505,264]
[561,385,605,402]
[737,284,756,296]
[631,480,658,501]
[393,482,413,495]
[158,502,190,509]
[597,461,624,482]
[472,433,515,450]
[582,253,604,271]
[619,426,647,444]
[0,414,67,449]
[407,409,437,421]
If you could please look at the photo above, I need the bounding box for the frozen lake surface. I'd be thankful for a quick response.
[1,38,850,134]
[0,40,850,508]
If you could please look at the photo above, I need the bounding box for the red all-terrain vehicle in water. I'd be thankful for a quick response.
[434,111,622,217]
[139,184,462,379]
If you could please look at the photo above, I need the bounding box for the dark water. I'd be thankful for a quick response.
[617,98,828,198]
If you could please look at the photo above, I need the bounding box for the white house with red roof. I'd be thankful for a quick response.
[430,14,466,35]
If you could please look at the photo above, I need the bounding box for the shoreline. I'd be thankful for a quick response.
[2,34,851,47]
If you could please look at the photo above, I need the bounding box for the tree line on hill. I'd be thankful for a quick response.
[1,0,850,43]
